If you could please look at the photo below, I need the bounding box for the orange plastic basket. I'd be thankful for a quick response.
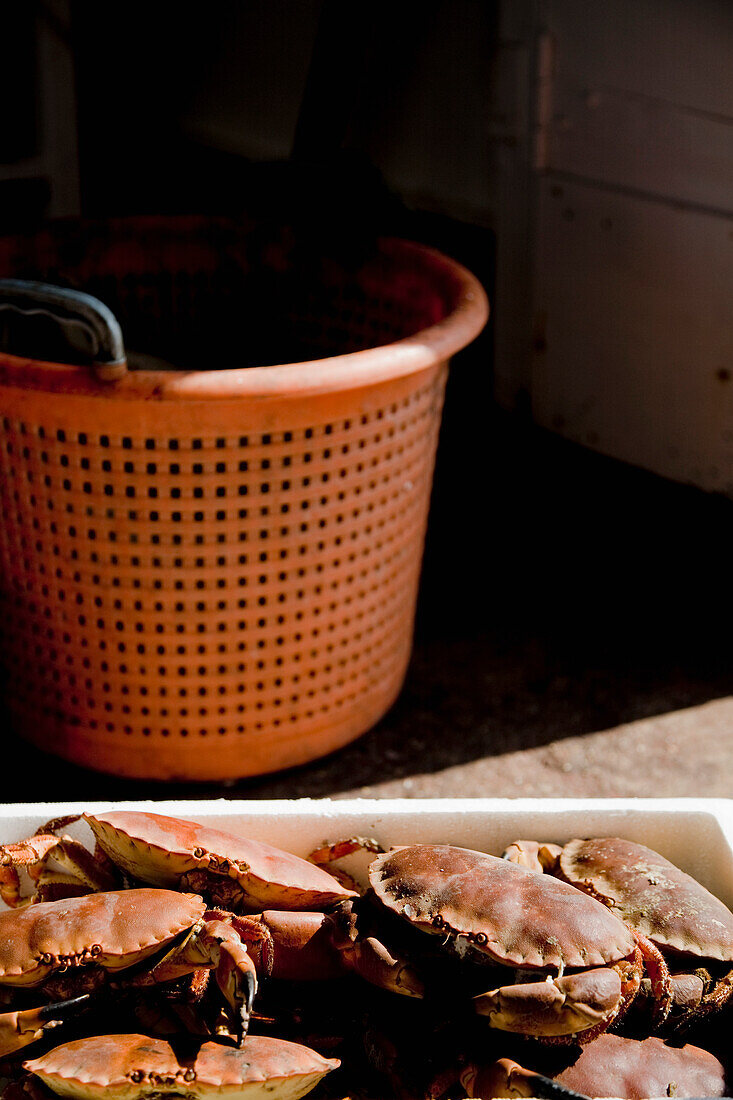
[0,217,487,780]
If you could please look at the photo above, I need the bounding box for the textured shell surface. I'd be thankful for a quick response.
[370,844,636,969]
[0,890,205,981]
[86,811,354,908]
[560,838,733,960]
[25,1033,340,1100]
[556,1034,727,1097]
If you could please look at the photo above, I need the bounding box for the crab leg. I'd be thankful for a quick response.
[34,815,84,835]
[0,996,91,1058]
[142,919,258,1045]
[0,832,117,907]
[0,866,23,909]
[230,911,345,982]
[632,930,672,1028]
[218,907,425,998]
[308,836,385,892]
[502,841,563,873]
[309,836,385,865]
[0,834,67,907]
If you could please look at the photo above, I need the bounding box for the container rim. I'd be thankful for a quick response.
[0,238,489,402]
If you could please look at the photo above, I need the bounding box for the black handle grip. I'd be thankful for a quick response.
[520,1072,592,1100]
[0,279,127,381]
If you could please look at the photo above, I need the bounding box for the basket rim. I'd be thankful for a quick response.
[0,238,488,402]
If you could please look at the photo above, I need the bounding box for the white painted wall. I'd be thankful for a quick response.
[494,0,733,492]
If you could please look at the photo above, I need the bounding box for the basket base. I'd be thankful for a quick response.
[10,659,410,782]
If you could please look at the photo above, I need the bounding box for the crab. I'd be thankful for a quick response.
[0,811,355,912]
[0,888,261,1057]
[0,816,118,908]
[503,836,733,1029]
[459,1033,728,1098]
[236,844,670,1043]
[10,1033,340,1100]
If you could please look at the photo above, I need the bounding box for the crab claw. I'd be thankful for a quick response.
[344,934,425,998]
[461,1058,589,1099]
[324,902,425,998]
[0,995,91,1058]
[142,915,259,1046]
[232,910,344,982]
[473,968,625,1039]
[0,829,117,907]
[197,919,258,1045]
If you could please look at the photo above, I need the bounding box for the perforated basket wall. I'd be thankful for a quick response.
[0,218,487,780]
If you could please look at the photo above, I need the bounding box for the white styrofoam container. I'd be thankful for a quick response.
[2,797,732,896]
[1,798,732,1099]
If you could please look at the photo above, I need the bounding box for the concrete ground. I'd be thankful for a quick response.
[4,408,733,803]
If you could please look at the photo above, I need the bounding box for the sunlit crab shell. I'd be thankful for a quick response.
[226,843,646,1039]
[506,836,733,1026]
[0,890,258,1056]
[556,837,733,961]
[84,811,355,911]
[23,1033,340,1100]
[364,844,649,1040]
[370,844,636,970]
[0,889,206,987]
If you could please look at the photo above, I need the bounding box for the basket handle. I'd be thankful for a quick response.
[0,279,127,381]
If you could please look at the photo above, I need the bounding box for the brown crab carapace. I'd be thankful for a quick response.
[504,836,733,1030]
[0,889,260,1057]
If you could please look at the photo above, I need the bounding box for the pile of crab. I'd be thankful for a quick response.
[0,811,731,1099]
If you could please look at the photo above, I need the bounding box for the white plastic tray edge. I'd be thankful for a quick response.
[1,797,732,901]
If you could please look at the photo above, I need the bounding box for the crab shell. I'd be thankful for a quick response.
[24,1034,340,1100]
[370,844,636,970]
[555,837,733,961]
[0,889,205,987]
[85,812,354,911]
[462,1034,728,1098]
